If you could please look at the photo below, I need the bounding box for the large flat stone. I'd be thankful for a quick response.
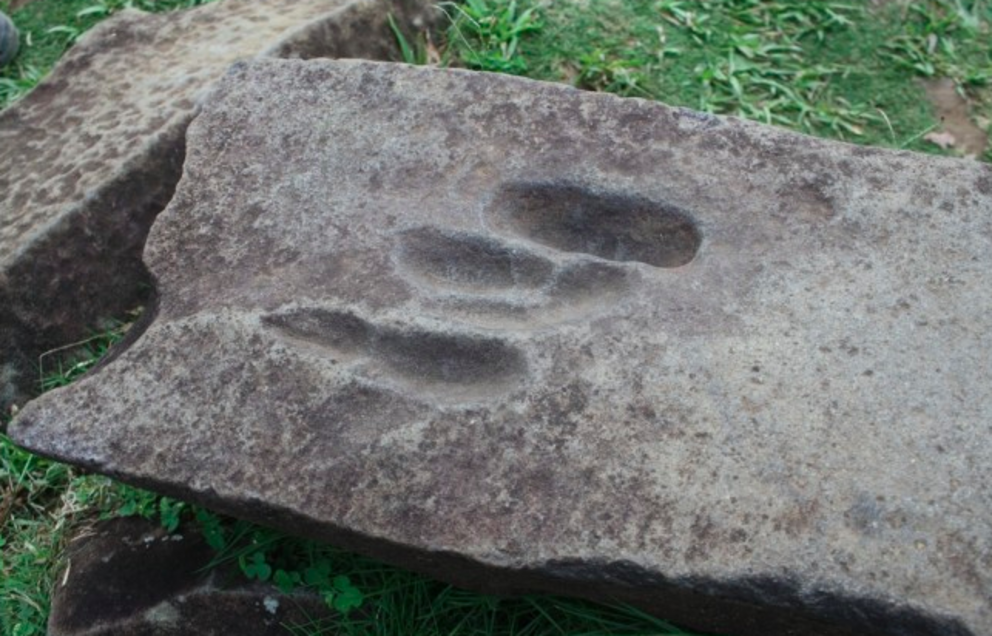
[12,60,992,636]
[0,0,434,413]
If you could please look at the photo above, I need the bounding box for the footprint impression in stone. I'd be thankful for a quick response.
[262,181,701,404]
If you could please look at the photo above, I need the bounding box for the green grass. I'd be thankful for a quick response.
[0,320,169,636]
[1,1,991,635]
[442,0,990,158]
[0,0,212,105]
[0,432,179,636]
[196,515,693,635]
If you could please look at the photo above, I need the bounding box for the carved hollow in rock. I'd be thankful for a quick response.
[263,308,369,354]
[396,227,554,292]
[263,308,526,388]
[491,183,702,268]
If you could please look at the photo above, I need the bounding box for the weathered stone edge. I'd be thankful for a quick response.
[0,0,439,418]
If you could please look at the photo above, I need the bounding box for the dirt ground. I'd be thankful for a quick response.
[923,77,989,158]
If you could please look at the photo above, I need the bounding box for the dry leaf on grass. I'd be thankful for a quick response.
[426,34,441,66]
[923,131,957,149]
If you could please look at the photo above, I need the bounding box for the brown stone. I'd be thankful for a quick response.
[49,517,331,636]
[0,0,435,414]
[12,60,992,636]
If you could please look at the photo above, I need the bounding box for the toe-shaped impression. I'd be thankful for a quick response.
[263,308,527,395]
[489,182,702,268]
[395,227,554,293]
[263,307,371,355]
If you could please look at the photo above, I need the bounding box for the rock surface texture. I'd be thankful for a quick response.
[0,0,434,413]
[13,60,992,636]
[49,517,331,636]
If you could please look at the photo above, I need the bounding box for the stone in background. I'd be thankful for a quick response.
[49,517,331,636]
[12,60,992,636]
[0,0,435,414]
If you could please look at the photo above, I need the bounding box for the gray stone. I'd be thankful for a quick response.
[49,517,331,636]
[0,0,435,414]
[0,10,18,67]
[12,60,992,636]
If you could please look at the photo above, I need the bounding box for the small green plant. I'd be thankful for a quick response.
[388,13,434,66]
[0,433,71,636]
[0,64,42,106]
[43,24,83,46]
[577,49,652,96]
[196,518,369,617]
[183,510,695,635]
[37,315,134,392]
[443,0,542,74]
[0,316,160,636]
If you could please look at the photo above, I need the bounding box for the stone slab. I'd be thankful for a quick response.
[12,60,992,636]
[50,517,331,636]
[0,0,434,414]
[0,10,18,67]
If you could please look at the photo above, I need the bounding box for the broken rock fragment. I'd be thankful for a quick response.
[0,0,434,413]
[12,60,992,636]
[49,517,331,636]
